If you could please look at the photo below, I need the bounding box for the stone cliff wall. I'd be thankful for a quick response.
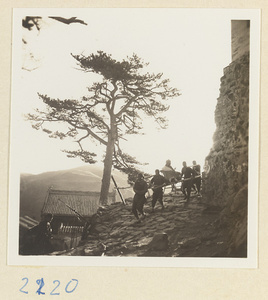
[202,53,249,208]
[202,21,249,256]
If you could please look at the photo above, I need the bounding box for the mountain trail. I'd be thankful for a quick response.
[58,193,228,257]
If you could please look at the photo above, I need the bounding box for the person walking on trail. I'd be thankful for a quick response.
[150,169,168,212]
[132,173,148,222]
[192,160,202,197]
[181,161,195,202]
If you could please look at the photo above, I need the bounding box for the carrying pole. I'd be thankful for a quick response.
[57,198,87,223]
[111,175,126,205]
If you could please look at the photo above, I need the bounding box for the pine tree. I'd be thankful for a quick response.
[27,51,180,204]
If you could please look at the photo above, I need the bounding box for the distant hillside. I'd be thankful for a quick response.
[20,165,134,221]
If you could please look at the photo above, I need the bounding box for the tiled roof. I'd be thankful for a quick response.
[42,189,115,217]
[19,216,39,229]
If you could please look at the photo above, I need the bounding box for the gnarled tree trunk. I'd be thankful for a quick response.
[99,123,116,205]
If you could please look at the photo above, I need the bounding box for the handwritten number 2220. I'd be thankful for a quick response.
[19,278,78,295]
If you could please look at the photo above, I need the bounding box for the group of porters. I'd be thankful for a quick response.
[20,159,204,255]
[131,160,202,222]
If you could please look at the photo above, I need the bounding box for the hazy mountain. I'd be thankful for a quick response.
[20,165,134,221]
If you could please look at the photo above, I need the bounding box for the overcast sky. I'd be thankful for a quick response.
[12,8,235,175]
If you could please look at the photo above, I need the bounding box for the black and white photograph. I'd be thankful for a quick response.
[8,8,260,267]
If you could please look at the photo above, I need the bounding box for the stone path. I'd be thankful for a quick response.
[58,193,227,257]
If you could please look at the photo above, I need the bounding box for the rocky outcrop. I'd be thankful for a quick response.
[202,52,249,207]
[202,50,249,257]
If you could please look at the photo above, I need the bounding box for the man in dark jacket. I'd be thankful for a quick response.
[132,173,148,222]
[34,213,54,254]
[22,214,54,255]
[181,161,195,202]
[150,169,168,212]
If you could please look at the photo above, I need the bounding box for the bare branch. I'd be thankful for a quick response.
[49,16,87,26]
[66,120,108,146]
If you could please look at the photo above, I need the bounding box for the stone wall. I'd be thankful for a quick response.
[202,21,249,257]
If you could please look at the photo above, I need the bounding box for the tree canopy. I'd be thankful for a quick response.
[27,51,180,202]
